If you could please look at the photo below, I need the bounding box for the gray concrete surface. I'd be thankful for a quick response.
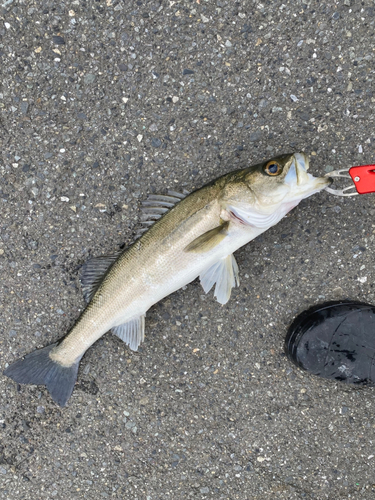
[1,0,375,499]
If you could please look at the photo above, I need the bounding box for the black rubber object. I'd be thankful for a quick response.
[285,300,375,385]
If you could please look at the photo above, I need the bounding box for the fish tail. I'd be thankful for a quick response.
[3,343,80,407]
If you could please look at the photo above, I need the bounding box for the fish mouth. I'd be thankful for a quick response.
[285,152,331,196]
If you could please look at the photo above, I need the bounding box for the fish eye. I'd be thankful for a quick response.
[264,161,282,176]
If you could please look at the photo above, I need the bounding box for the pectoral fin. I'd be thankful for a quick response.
[184,221,229,253]
[112,315,146,351]
[200,254,239,305]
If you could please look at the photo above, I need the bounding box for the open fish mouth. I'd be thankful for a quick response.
[294,152,309,173]
[285,152,332,197]
[285,152,310,186]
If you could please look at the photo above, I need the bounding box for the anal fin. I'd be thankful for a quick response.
[112,315,146,351]
[200,254,239,305]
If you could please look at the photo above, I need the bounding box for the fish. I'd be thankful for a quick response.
[4,152,332,406]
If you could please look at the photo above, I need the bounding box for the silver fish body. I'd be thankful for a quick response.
[4,152,331,406]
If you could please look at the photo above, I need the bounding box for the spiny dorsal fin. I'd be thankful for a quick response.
[80,254,119,303]
[135,189,190,239]
[200,254,239,305]
[184,221,229,253]
[167,189,190,199]
[112,314,146,351]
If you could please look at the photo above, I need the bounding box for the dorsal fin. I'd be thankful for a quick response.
[167,189,189,199]
[135,189,190,239]
[80,254,119,303]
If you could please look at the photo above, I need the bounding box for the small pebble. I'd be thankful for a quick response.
[151,138,162,148]
[249,130,262,142]
[84,73,96,84]
[20,102,29,114]
[53,35,65,45]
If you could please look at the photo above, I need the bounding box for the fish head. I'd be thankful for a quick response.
[221,152,332,227]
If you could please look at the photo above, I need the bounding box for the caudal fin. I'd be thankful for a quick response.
[3,343,80,407]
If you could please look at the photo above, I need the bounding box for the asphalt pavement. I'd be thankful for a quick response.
[1,1,375,499]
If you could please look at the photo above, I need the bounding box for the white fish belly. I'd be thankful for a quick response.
[115,223,265,324]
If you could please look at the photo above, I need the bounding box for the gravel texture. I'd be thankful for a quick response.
[1,1,375,499]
